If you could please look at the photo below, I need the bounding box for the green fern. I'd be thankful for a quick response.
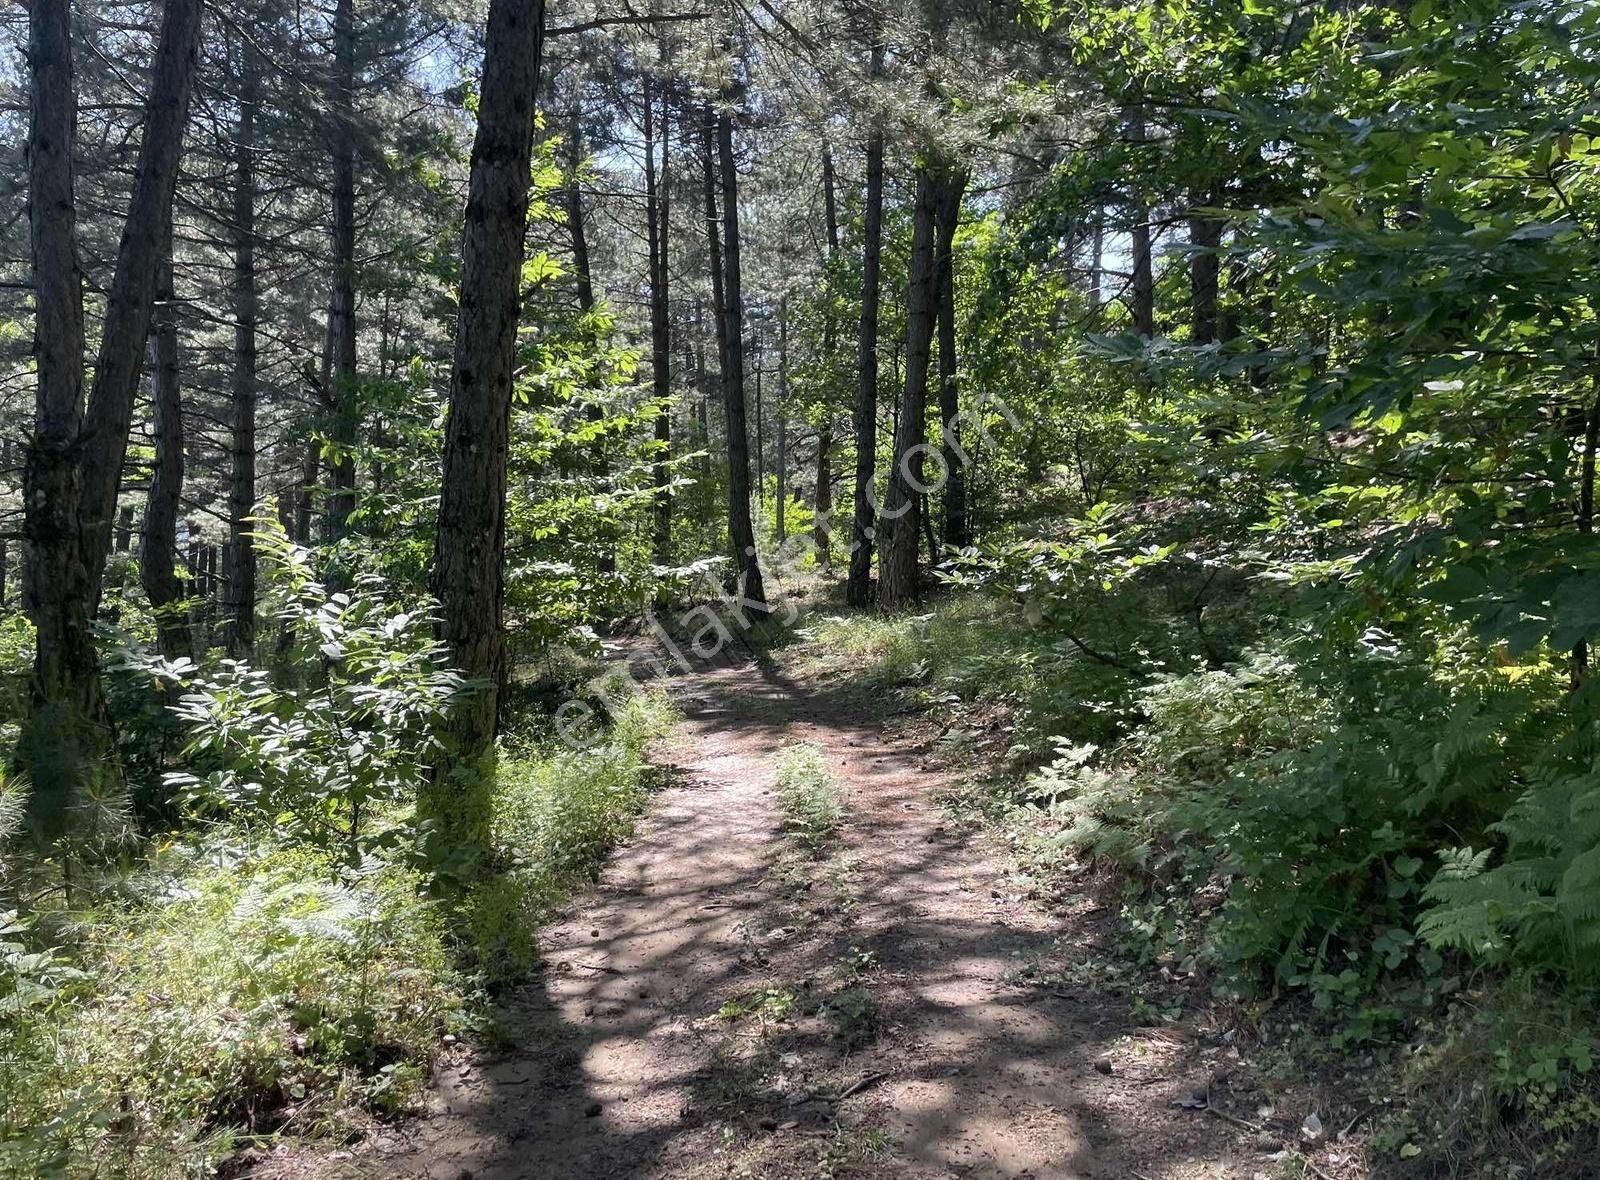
[1421,770,1600,974]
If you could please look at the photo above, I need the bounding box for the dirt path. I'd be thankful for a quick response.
[290,651,1269,1179]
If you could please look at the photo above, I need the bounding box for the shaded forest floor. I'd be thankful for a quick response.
[258,629,1345,1180]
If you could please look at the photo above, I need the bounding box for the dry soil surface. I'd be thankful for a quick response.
[261,647,1289,1179]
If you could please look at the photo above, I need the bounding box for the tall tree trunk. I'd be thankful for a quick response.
[813,143,841,568]
[846,49,886,608]
[753,333,764,506]
[1126,110,1155,339]
[1575,374,1600,689]
[76,0,204,593]
[1189,191,1221,345]
[644,75,672,562]
[564,106,615,575]
[295,442,317,544]
[141,234,189,661]
[700,115,728,508]
[775,298,788,546]
[22,0,202,836]
[715,104,767,614]
[935,177,967,552]
[1090,215,1104,309]
[878,158,964,611]
[693,298,713,484]
[327,0,358,539]
[24,0,92,805]
[813,425,834,566]
[427,0,546,864]
[226,38,258,657]
[564,107,596,317]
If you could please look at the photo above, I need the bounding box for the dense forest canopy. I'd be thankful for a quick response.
[3,0,1600,1174]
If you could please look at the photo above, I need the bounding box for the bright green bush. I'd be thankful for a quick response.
[1133,652,1334,780]
[136,538,462,866]
[0,616,35,737]
[1012,631,1580,1001]
[1418,681,1600,980]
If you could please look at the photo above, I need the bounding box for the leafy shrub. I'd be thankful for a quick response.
[775,743,844,849]
[0,615,35,736]
[127,535,463,865]
[1013,630,1575,997]
[1133,651,1333,779]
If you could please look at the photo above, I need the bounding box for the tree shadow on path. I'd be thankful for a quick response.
[291,647,1269,1180]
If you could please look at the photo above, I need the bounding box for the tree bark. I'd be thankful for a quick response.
[226,37,259,657]
[564,105,615,574]
[700,116,727,506]
[23,0,93,800]
[775,298,788,546]
[1090,216,1104,309]
[564,107,597,318]
[295,441,317,545]
[427,0,546,864]
[1189,192,1222,345]
[1127,110,1155,339]
[76,0,204,593]
[22,0,203,836]
[846,49,886,608]
[644,75,672,562]
[813,142,840,568]
[935,174,967,552]
[1576,376,1600,689]
[714,103,767,613]
[878,158,964,611]
[693,297,713,484]
[141,234,189,661]
[753,333,764,506]
[327,0,358,539]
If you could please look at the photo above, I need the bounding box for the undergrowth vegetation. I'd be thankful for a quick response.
[0,544,675,1179]
[1,844,455,1177]
[794,574,1600,1172]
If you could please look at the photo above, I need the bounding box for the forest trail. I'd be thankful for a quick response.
[292,650,1261,1180]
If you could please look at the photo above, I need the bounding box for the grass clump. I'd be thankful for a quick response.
[468,690,676,983]
[774,742,843,849]
[0,842,457,1179]
[1377,980,1600,1176]
[790,595,1137,760]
